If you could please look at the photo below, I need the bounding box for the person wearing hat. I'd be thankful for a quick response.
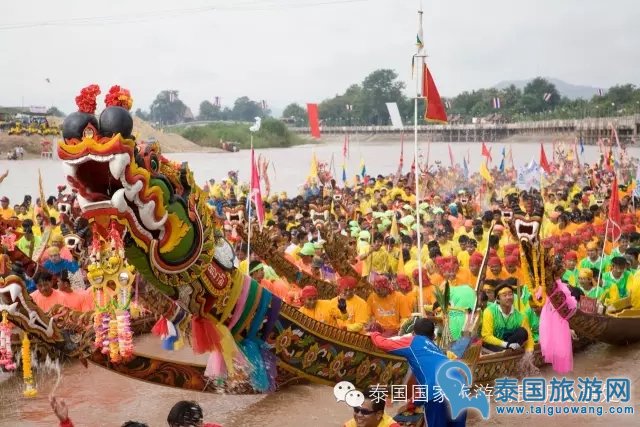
[503,255,523,285]
[479,279,498,309]
[561,251,579,287]
[481,281,534,353]
[40,234,73,264]
[366,275,411,336]
[43,246,79,275]
[468,252,484,282]
[298,286,346,327]
[296,242,317,275]
[331,276,370,333]
[0,196,15,220]
[486,257,507,281]
[249,261,289,300]
[577,268,605,300]
[370,318,468,427]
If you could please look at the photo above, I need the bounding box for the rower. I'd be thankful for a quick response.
[602,256,630,300]
[366,276,411,337]
[561,251,579,287]
[481,282,534,353]
[331,276,370,333]
[298,286,346,327]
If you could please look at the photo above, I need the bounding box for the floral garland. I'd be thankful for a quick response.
[0,312,16,371]
[75,84,101,114]
[22,334,37,397]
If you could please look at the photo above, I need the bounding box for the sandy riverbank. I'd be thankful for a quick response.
[0,116,225,159]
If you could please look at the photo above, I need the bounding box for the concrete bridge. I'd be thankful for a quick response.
[289,115,640,144]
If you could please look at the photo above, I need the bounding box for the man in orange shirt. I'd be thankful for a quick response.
[30,271,63,312]
[55,271,92,312]
[486,257,508,280]
[366,276,411,336]
[396,274,417,314]
[504,255,524,285]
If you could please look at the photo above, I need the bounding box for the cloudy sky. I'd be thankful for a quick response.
[1,0,638,115]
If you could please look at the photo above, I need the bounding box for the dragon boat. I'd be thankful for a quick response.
[500,194,640,346]
[1,85,601,399]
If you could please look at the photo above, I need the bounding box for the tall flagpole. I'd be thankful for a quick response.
[247,134,254,266]
[414,7,425,317]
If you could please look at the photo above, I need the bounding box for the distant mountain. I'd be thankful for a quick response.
[494,77,600,100]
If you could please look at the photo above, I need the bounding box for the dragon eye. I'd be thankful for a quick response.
[151,156,159,172]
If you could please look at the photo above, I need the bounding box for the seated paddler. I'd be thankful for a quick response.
[481,281,534,353]
[298,285,346,327]
[331,276,371,333]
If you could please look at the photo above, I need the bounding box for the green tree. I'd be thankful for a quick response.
[522,78,560,113]
[149,91,187,125]
[198,100,222,121]
[282,103,308,125]
[358,69,407,125]
[232,96,267,121]
[134,108,150,121]
[46,106,65,117]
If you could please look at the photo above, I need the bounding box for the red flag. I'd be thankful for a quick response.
[342,133,349,157]
[422,64,448,123]
[250,147,265,229]
[481,142,492,162]
[607,174,621,241]
[448,144,455,168]
[306,103,321,138]
[540,143,551,174]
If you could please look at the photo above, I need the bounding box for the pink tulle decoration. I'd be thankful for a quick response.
[204,349,227,382]
[539,280,576,373]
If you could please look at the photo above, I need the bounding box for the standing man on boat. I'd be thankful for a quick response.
[370,318,467,427]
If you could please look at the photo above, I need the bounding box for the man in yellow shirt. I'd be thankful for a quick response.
[298,286,345,327]
[331,276,370,333]
[0,196,15,220]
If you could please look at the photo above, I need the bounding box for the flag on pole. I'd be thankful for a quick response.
[605,147,614,172]
[250,147,265,229]
[540,143,551,174]
[579,137,585,154]
[308,152,319,183]
[479,160,493,183]
[492,97,501,109]
[507,145,514,170]
[306,103,321,138]
[360,158,367,178]
[214,96,220,107]
[346,104,353,111]
[386,102,404,129]
[543,93,552,102]
[342,134,349,158]
[444,100,451,109]
[462,156,469,179]
[422,65,448,123]
[448,144,455,168]
[261,100,268,110]
[608,174,622,241]
[598,88,605,96]
[499,147,506,172]
[610,123,622,150]
[416,10,424,52]
[342,164,347,183]
[481,142,493,162]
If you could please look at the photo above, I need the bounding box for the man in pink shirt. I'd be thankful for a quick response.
[30,271,63,312]
[55,271,93,312]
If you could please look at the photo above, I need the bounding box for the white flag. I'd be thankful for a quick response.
[386,102,404,130]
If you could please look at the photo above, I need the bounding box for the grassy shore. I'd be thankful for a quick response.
[176,119,306,150]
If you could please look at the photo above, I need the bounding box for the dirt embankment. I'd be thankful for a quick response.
[0,116,223,158]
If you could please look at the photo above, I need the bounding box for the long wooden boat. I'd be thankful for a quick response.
[547,278,640,345]
[239,226,341,299]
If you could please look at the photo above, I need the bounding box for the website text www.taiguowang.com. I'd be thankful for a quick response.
[495,404,635,416]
